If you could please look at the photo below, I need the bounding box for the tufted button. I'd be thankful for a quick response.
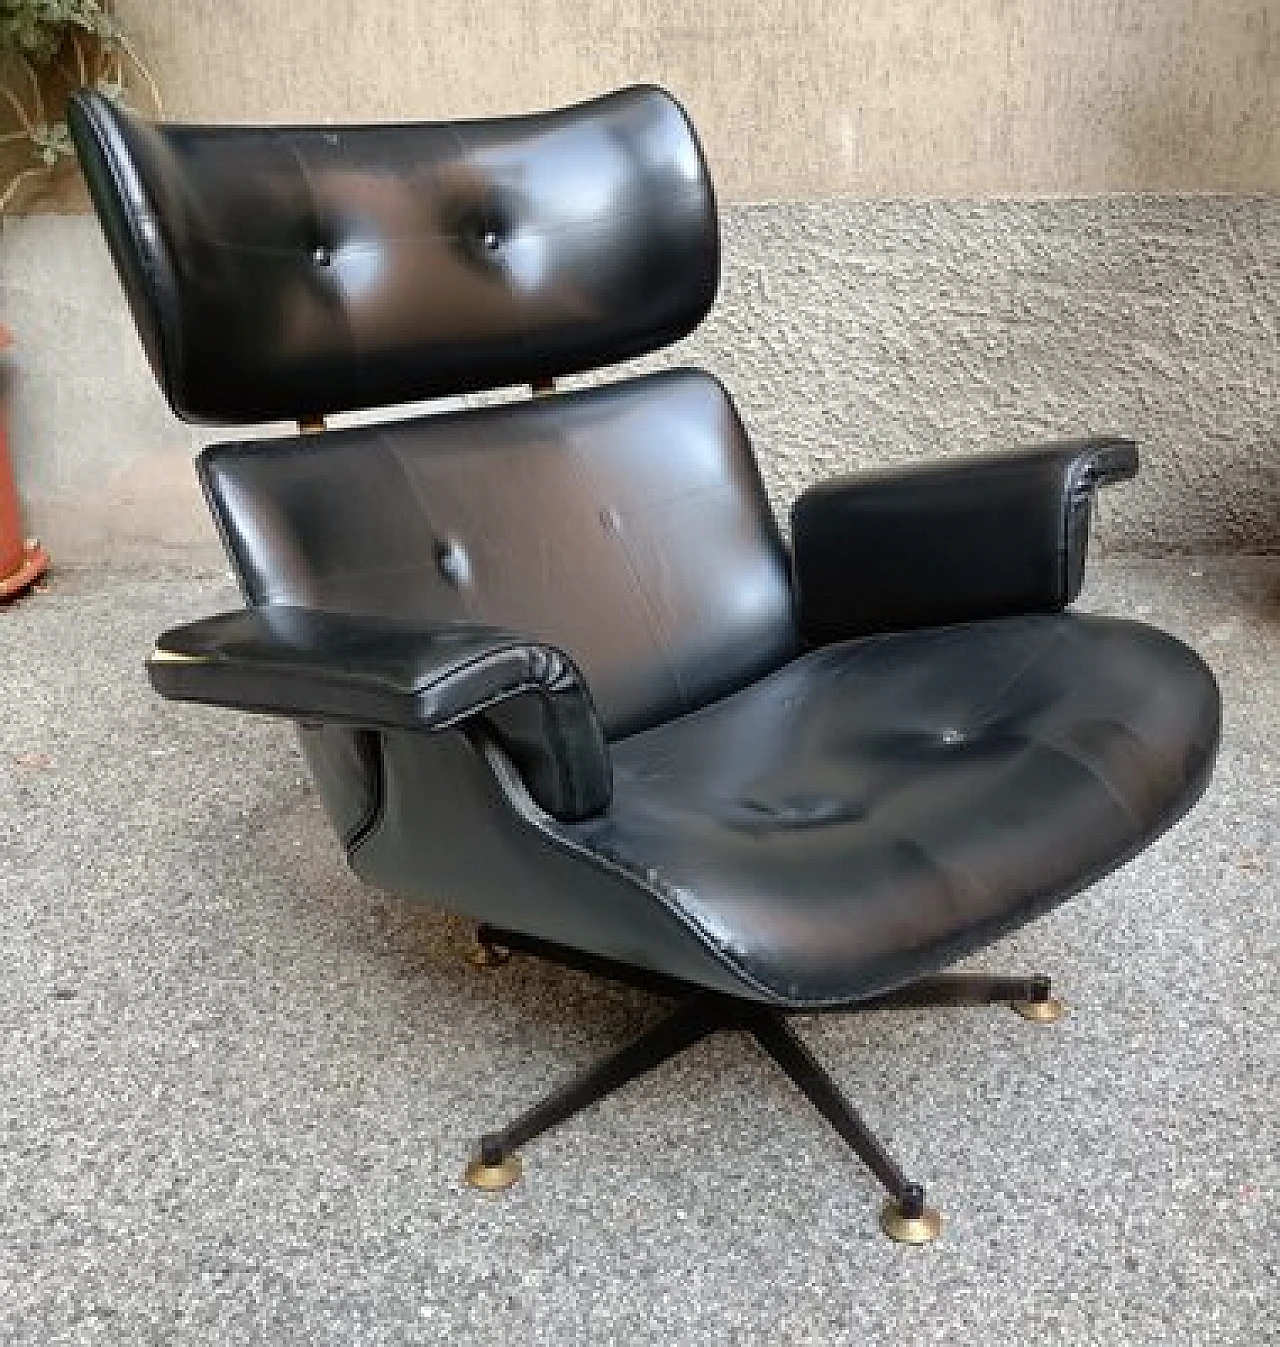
[940,728,965,745]
[312,244,332,266]
[481,229,500,252]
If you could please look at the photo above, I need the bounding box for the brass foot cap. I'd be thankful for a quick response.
[879,1198,942,1245]
[468,942,511,969]
[1012,995,1066,1023]
[464,1153,522,1191]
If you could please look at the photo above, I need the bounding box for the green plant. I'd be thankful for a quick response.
[0,1,158,211]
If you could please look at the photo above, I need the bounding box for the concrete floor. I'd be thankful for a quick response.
[0,556,1276,1345]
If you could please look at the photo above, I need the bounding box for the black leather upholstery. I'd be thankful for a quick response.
[289,606,1222,1008]
[793,438,1139,641]
[344,725,771,998]
[148,605,611,820]
[72,85,1222,1015]
[198,370,798,738]
[67,86,717,424]
[567,614,1219,1003]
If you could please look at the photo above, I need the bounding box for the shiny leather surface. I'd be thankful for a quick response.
[792,438,1139,642]
[75,85,1223,1009]
[298,725,381,852]
[346,727,768,998]
[68,86,718,424]
[199,370,798,738]
[149,605,610,820]
[565,614,1220,1003]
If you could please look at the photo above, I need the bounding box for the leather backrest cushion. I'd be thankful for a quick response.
[199,371,798,738]
[69,85,718,425]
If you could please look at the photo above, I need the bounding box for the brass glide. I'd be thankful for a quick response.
[1011,995,1067,1023]
[879,1196,943,1245]
[468,940,511,969]
[464,1151,523,1191]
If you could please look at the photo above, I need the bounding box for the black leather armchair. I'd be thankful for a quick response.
[71,84,1220,1244]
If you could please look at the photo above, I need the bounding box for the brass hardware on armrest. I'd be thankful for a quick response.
[531,377,555,397]
[298,415,327,433]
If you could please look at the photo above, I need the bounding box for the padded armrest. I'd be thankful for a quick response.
[148,606,611,821]
[791,437,1138,642]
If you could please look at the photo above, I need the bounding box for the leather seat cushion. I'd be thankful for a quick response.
[567,614,1220,1005]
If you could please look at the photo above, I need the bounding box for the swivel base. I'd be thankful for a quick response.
[467,924,1066,1243]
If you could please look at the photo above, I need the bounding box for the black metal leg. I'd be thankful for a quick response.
[476,925,1058,1016]
[474,994,727,1169]
[747,1010,943,1242]
[853,972,1053,1011]
[465,927,1055,1236]
[746,1010,912,1200]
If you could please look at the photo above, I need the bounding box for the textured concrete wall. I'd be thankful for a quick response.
[11,0,1279,212]
[3,196,1275,564]
[2,1,1275,562]
[102,0,1279,200]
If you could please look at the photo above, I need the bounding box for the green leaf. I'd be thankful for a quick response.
[0,1,126,64]
[31,117,73,163]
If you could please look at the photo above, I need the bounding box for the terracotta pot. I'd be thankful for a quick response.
[0,324,49,600]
